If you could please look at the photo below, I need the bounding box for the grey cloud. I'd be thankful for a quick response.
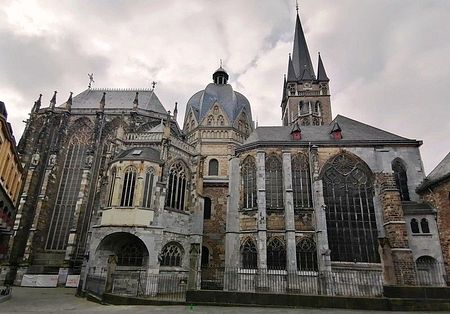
[0,0,449,173]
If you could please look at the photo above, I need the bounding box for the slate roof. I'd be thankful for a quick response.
[60,88,167,114]
[417,152,450,191]
[291,14,316,81]
[240,115,420,149]
[186,83,252,124]
[402,201,435,215]
[115,147,161,163]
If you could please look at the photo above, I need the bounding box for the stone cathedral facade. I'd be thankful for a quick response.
[3,12,446,290]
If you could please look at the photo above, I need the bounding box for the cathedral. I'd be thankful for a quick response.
[3,11,446,293]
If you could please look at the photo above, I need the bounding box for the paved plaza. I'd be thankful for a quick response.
[0,287,447,313]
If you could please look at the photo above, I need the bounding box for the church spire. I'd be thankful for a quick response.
[287,53,296,82]
[317,52,329,82]
[292,13,315,81]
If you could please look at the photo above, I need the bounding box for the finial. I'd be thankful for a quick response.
[296,0,299,13]
[133,91,139,109]
[151,81,157,90]
[88,73,95,89]
[99,92,106,111]
[32,94,43,113]
[66,92,73,111]
[174,102,178,112]
[50,91,57,109]
[220,59,223,67]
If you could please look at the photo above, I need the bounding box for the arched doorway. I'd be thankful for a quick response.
[416,256,443,286]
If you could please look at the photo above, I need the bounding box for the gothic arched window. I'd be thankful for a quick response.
[314,101,322,116]
[117,242,145,266]
[421,218,430,233]
[160,242,183,267]
[296,237,318,271]
[411,218,420,233]
[392,159,410,201]
[165,161,188,211]
[242,156,257,209]
[204,197,211,219]
[207,115,214,126]
[142,168,155,208]
[267,237,286,270]
[120,167,137,207]
[208,159,219,176]
[292,154,312,209]
[46,128,91,251]
[218,115,224,126]
[265,155,283,210]
[241,238,257,269]
[107,167,117,207]
[322,153,379,263]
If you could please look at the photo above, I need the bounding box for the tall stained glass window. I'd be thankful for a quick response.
[46,133,90,251]
[265,155,283,210]
[292,153,312,209]
[242,156,257,209]
[322,153,379,263]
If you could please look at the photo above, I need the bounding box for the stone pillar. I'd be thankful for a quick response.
[256,151,268,290]
[310,146,331,273]
[283,152,298,291]
[377,173,416,285]
[23,154,56,261]
[224,157,240,290]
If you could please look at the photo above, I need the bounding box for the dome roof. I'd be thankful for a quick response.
[186,82,252,124]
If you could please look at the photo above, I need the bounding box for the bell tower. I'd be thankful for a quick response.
[281,12,332,126]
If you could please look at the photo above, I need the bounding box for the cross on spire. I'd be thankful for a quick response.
[220,59,223,67]
[296,0,299,13]
[151,81,157,90]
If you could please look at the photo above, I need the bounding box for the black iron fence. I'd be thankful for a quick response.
[394,260,448,287]
[201,266,384,297]
[85,268,106,297]
[111,269,188,302]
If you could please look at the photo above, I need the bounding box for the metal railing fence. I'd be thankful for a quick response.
[200,266,383,297]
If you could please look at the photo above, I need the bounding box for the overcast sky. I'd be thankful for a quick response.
[1,0,449,174]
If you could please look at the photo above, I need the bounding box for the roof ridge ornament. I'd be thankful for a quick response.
[88,73,95,89]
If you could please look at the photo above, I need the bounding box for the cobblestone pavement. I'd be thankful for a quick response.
[1,287,447,314]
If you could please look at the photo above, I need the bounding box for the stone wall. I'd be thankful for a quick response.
[421,178,450,275]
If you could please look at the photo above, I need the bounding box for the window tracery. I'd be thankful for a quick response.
[322,153,379,263]
[241,238,257,269]
[165,161,188,211]
[142,168,155,208]
[120,167,137,207]
[160,242,183,267]
[267,237,286,269]
[242,156,257,209]
[296,237,318,271]
[265,155,283,210]
[117,242,145,266]
[291,154,312,209]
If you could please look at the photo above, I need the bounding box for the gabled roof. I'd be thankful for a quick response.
[417,152,450,192]
[240,115,420,149]
[291,14,316,81]
[60,88,167,114]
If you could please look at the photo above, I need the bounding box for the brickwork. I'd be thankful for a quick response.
[421,178,450,275]
[376,172,416,285]
[202,186,227,266]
